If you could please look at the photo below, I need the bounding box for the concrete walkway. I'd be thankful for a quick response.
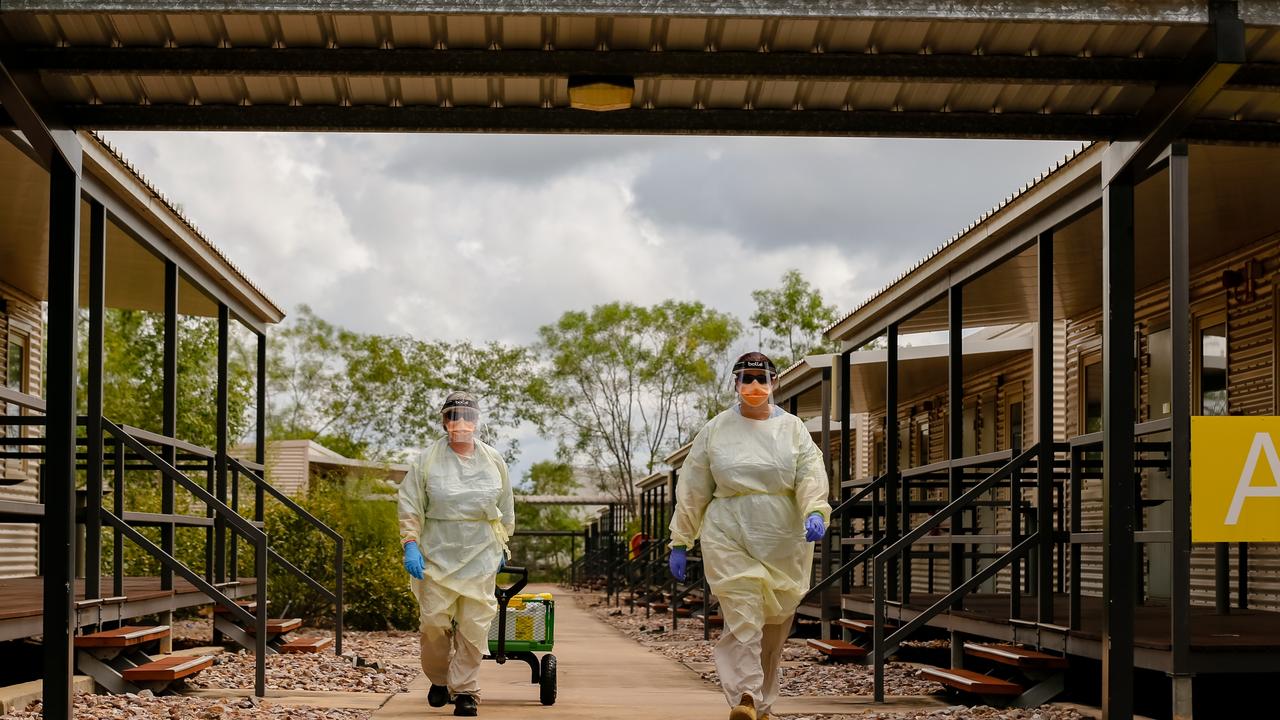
[372,586,946,720]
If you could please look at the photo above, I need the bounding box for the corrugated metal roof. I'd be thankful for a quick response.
[86,131,284,319]
[1,7,1276,135]
[825,141,1095,339]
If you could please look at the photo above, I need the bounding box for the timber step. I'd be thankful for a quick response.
[835,618,897,634]
[214,600,268,615]
[807,638,868,660]
[649,602,670,612]
[700,614,723,627]
[75,625,170,649]
[242,618,303,635]
[964,643,1068,670]
[280,636,334,654]
[919,666,1024,696]
[121,655,215,683]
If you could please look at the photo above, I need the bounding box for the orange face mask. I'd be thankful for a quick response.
[445,419,477,444]
[738,383,771,407]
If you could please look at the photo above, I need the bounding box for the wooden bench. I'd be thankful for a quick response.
[919,666,1024,696]
[74,625,169,649]
[806,638,868,660]
[964,642,1068,670]
[121,655,215,683]
[280,636,334,654]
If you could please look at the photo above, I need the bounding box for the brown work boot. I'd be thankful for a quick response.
[728,693,756,720]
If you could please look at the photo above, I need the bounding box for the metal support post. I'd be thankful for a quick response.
[1037,231,1056,621]
[85,199,107,599]
[820,365,833,636]
[42,145,81,720]
[948,285,964,609]
[1169,144,1192,679]
[215,305,229,584]
[1102,161,1137,720]
[162,262,178,591]
[839,348,853,594]
[886,324,900,601]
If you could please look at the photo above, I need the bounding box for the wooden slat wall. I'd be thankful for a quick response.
[264,442,311,497]
[861,352,1036,595]
[1065,232,1279,609]
[0,281,42,579]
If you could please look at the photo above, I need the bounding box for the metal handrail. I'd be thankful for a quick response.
[804,536,888,600]
[829,472,889,518]
[227,456,344,655]
[0,386,46,412]
[882,445,1040,557]
[100,419,269,697]
[873,533,1039,669]
[869,443,1042,702]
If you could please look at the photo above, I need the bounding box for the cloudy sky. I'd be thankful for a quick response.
[103,131,1080,476]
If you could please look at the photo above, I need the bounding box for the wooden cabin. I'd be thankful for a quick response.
[816,142,1280,714]
[0,129,340,705]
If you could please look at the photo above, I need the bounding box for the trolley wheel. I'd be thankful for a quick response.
[539,654,557,706]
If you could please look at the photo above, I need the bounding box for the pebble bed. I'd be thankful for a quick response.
[2,693,372,720]
[184,648,417,693]
[776,708,1090,720]
[591,603,945,697]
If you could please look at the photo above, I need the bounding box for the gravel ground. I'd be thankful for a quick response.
[1,693,371,720]
[185,648,417,693]
[592,605,944,697]
[776,707,1089,720]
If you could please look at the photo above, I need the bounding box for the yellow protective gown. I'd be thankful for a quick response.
[398,437,514,656]
[669,406,831,643]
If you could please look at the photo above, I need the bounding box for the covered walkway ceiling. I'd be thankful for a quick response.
[0,1,1279,138]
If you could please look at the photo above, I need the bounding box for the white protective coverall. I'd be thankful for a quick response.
[398,437,514,698]
[670,406,831,716]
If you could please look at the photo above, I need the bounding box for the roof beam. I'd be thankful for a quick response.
[49,104,1131,139]
[4,47,1203,86]
[0,58,80,171]
[0,1,1231,25]
[1103,0,1246,186]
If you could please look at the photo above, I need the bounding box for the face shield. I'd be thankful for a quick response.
[441,395,482,444]
[732,357,777,409]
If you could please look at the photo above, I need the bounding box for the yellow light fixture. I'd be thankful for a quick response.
[568,75,634,111]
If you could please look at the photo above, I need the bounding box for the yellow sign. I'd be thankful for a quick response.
[1193,417,1280,542]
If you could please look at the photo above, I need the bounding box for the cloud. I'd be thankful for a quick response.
[101,130,1080,471]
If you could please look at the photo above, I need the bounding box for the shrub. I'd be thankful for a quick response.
[264,473,418,630]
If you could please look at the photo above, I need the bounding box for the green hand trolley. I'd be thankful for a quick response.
[486,566,557,705]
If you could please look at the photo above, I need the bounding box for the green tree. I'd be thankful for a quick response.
[268,306,546,462]
[80,309,256,448]
[749,269,838,367]
[508,461,584,582]
[537,300,740,508]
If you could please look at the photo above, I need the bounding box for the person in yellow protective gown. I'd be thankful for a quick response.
[398,391,514,717]
[669,352,831,720]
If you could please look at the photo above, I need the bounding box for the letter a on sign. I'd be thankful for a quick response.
[1193,417,1280,542]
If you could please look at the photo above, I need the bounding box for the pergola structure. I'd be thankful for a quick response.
[2,2,1279,718]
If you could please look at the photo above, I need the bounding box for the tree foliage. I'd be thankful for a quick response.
[268,306,546,462]
[749,269,838,368]
[79,309,255,449]
[508,461,585,582]
[536,301,740,507]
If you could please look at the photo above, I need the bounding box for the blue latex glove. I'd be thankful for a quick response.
[668,547,687,582]
[498,555,506,573]
[804,513,826,542]
[403,541,425,580]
